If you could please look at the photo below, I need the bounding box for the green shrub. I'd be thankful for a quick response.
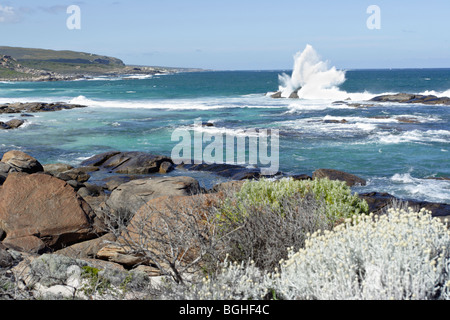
[219,177,368,224]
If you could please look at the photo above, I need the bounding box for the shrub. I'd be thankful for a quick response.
[218,192,333,271]
[273,207,450,300]
[157,258,273,300]
[219,178,369,224]
[215,178,368,271]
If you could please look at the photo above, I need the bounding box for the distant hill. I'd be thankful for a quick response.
[0,46,203,81]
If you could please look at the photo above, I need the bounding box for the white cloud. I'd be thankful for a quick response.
[0,5,19,23]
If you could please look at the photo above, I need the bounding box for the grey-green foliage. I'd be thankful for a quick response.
[273,208,450,300]
[157,259,273,300]
[29,254,89,287]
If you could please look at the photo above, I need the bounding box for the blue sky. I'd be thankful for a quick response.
[0,0,449,70]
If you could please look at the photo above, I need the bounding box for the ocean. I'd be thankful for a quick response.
[1,59,449,204]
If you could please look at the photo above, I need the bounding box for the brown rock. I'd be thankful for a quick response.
[116,194,222,269]
[55,233,117,259]
[106,176,203,220]
[43,163,74,174]
[1,150,44,174]
[312,169,366,187]
[96,244,147,267]
[0,172,96,251]
[5,119,25,129]
[159,161,174,174]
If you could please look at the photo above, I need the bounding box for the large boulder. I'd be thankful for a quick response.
[101,193,222,269]
[0,173,97,253]
[1,150,44,174]
[312,169,367,187]
[106,176,203,220]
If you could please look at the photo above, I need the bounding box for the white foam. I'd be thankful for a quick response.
[277,45,377,101]
[390,173,450,203]
[373,129,450,144]
[420,89,450,97]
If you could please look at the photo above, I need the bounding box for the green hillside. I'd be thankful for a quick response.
[0,46,126,76]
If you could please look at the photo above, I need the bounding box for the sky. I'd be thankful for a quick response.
[0,0,450,70]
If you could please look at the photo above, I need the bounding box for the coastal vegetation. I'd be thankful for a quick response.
[0,150,448,300]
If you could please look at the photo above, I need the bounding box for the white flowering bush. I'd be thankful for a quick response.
[158,258,274,300]
[273,208,450,300]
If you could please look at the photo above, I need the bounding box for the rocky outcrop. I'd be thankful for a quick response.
[370,93,450,105]
[312,169,367,187]
[0,102,87,114]
[0,173,98,253]
[80,151,173,175]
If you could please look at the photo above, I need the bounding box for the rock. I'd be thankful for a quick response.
[77,187,92,198]
[312,169,367,187]
[96,245,147,268]
[396,117,421,124]
[5,119,25,129]
[0,247,14,268]
[0,122,11,130]
[159,161,174,174]
[0,102,87,114]
[289,89,300,99]
[358,192,396,214]
[115,194,223,269]
[0,173,97,252]
[179,162,263,180]
[290,174,313,181]
[370,93,450,105]
[359,192,450,218]
[61,168,91,183]
[106,176,203,221]
[1,150,44,174]
[323,119,348,124]
[80,151,172,175]
[2,235,47,254]
[102,175,139,191]
[55,233,117,259]
[0,162,12,174]
[43,163,74,174]
[79,151,121,167]
[210,180,246,193]
[270,91,282,98]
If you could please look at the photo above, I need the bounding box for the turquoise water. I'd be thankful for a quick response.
[0,69,449,203]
